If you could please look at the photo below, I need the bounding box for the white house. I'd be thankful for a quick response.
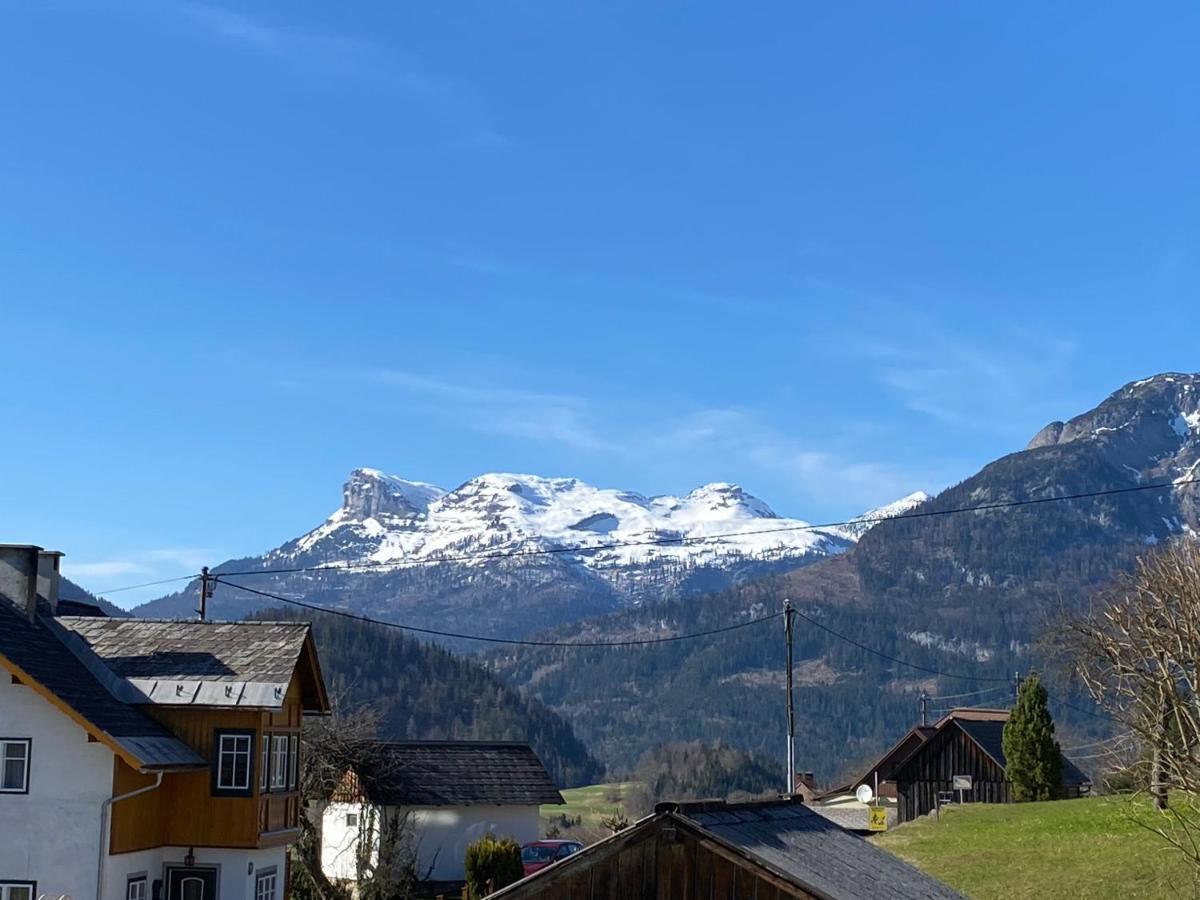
[0,543,329,900]
[321,741,563,883]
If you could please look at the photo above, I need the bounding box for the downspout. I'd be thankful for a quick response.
[97,771,165,900]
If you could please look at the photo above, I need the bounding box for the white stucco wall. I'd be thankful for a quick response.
[321,802,374,882]
[321,802,542,883]
[105,846,288,900]
[0,673,115,900]
[1,673,287,900]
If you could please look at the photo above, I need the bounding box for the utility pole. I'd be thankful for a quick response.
[784,598,796,795]
[1013,670,1022,704]
[197,566,212,622]
[919,692,928,727]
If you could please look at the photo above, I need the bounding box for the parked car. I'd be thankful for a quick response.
[521,840,584,876]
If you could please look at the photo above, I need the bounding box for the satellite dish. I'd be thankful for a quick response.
[856,784,874,804]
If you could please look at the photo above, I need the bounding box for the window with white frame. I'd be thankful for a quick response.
[255,869,277,900]
[260,734,270,792]
[288,735,299,790]
[214,730,254,794]
[345,811,358,827]
[0,883,34,900]
[271,735,289,790]
[126,876,147,900]
[0,740,30,793]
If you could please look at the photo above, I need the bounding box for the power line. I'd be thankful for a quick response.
[928,685,1014,702]
[214,577,783,648]
[1061,734,1133,753]
[212,475,1200,580]
[789,609,1011,682]
[92,574,198,595]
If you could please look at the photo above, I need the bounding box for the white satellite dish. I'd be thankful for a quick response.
[855,784,874,804]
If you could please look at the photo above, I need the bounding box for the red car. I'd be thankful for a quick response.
[520,840,583,876]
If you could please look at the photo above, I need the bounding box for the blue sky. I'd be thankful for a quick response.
[2,1,1197,606]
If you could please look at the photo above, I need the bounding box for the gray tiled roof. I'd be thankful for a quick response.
[0,602,204,770]
[686,800,964,900]
[57,617,311,682]
[353,741,564,807]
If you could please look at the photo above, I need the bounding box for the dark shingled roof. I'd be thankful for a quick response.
[0,602,204,769]
[684,799,964,900]
[56,617,311,682]
[350,741,563,807]
[954,718,1091,786]
[487,797,964,900]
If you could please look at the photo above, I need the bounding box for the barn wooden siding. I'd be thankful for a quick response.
[895,723,1010,822]
[494,818,814,900]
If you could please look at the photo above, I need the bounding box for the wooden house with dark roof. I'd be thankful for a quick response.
[0,543,329,900]
[891,708,1091,822]
[321,741,563,884]
[486,796,963,900]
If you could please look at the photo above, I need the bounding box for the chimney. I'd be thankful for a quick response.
[0,544,42,622]
[37,550,64,616]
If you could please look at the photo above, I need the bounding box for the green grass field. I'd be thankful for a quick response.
[541,782,638,836]
[872,796,1197,899]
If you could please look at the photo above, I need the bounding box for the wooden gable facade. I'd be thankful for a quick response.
[490,813,816,900]
[893,720,1011,822]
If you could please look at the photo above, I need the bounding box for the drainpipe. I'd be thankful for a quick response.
[97,771,165,900]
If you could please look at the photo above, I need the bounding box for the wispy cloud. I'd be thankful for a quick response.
[651,408,946,510]
[63,546,212,585]
[167,3,511,148]
[852,313,1078,433]
[366,369,615,452]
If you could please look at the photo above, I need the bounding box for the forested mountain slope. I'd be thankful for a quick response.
[253,607,603,787]
[495,374,1200,776]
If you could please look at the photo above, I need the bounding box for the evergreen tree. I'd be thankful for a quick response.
[1002,672,1063,801]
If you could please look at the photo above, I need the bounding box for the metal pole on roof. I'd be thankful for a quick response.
[920,692,928,727]
[784,598,796,795]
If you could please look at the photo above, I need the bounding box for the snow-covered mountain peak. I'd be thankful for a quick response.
[831,491,933,540]
[283,468,922,593]
[341,467,445,520]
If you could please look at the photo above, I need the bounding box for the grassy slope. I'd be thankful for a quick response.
[873,797,1195,899]
[541,782,638,839]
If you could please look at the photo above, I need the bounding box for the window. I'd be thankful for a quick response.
[260,733,270,792]
[271,735,289,791]
[0,740,30,793]
[255,869,277,900]
[345,812,358,827]
[126,877,147,900]
[213,730,254,795]
[0,883,34,900]
[288,735,299,790]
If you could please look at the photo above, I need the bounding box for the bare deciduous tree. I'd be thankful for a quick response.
[290,697,420,900]
[1071,539,1200,869]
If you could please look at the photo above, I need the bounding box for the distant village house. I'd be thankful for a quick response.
[321,741,563,884]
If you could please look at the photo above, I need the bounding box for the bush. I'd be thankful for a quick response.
[464,833,524,899]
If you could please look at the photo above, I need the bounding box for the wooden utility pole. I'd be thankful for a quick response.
[198,566,211,622]
[784,598,796,794]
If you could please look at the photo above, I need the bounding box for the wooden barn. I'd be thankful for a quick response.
[892,708,1091,822]
[486,796,963,900]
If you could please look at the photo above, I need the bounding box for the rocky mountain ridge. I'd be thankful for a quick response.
[132,470,924,635]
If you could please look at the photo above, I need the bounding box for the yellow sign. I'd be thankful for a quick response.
[868,807,889,832]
